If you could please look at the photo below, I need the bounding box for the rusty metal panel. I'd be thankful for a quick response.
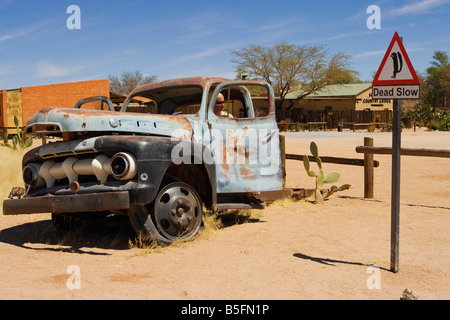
[26,107,193,138]
[3,191,130,215]
[205,82,282,194]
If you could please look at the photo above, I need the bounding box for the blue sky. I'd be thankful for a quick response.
[0,0,449,89]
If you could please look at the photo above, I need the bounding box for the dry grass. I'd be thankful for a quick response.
[128,210,225,253]
[0,148,27,212]
[266,196,307,208]
[128,231,161,254]
[128,208,261,253]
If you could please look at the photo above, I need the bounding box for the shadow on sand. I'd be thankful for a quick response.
[0,215,134,255]
[0,211,263,255]
[293,252,389,271]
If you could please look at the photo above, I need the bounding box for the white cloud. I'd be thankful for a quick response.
[388,0,450,16]
[256,19,297,32]
[296,30,376,45]
[0,0,15,11]
[352,50,386,59]
[0,18,59,43]
[170,45,231,64]
[34,61,84,78]
[0,29,29,43]
[353,47,428,60]
[0,34,12,42]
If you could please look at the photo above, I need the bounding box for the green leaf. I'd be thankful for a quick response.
[324,172,340,184]
[317,169,324,187]
[12,136,18,149]
[308,170,317,177]
[14,115,19,127]
[24,138,33,148]
[310,141,318,158]
[317,156,322,169]
[303,155,310,172]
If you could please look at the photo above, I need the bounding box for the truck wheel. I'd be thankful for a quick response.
[129,182,203,244]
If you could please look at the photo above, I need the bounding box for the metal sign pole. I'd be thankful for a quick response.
[391,98,401,273]
[372,33,419,274]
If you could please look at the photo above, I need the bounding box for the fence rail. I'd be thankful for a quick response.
[278,121,328,132]
[356,146,450,158]
[286,154,379,168]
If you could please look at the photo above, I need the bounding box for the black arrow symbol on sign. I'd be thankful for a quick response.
[390,51,403,79]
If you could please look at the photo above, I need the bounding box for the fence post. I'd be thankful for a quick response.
[280,134,286,187]
[364,137,374,199]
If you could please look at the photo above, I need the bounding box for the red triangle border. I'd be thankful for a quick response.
[372,32,420,86]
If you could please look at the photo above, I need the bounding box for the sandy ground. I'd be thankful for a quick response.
[0,128,448,300]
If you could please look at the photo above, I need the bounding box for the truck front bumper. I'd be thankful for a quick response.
[3,191,130,215]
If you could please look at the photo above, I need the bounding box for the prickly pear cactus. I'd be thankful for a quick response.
[0,116,33,150]
[303,141,340,204]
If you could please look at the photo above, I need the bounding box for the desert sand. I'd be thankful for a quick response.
[0,128,448,300]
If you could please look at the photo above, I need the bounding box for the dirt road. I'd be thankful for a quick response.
[0,129,448,300]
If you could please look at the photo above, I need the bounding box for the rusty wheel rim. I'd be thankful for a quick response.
[153,182,203,241]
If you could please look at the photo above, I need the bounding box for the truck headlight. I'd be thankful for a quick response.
[110,152,137,180]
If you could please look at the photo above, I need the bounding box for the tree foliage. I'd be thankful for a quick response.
[407,50,450,130]
[421,50,450,108]
[231,42,358,118]
[109,70,157,95]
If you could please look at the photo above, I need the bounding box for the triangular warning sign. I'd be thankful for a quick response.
[373,32,420,86]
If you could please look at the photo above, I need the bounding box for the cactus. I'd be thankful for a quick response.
[0,116,33,150]
[1,132,10,147]
[303,141,340,204]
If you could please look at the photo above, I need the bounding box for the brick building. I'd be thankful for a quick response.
[0,79,110,132]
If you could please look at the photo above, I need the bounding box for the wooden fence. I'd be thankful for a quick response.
[282,109,393,130]
[281,135,450,200]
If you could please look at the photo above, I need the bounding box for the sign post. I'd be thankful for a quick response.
[391,98,401,273]
[372,32,420,273]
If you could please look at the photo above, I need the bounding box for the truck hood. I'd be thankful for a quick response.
[25,107,193,138]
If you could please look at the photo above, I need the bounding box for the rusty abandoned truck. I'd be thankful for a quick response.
[3,76,283,244]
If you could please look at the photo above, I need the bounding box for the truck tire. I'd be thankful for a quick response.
[129,181,203,244]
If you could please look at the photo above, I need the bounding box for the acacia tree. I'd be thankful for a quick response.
[109,70,157,95]
[231,42,358,119]
[422,51,449,109]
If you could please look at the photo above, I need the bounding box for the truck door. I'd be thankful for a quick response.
[206,81,282,194]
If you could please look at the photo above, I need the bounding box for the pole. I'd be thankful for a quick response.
[390,98,401,273]
[280,134,286,187]
[364,137,374,199]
